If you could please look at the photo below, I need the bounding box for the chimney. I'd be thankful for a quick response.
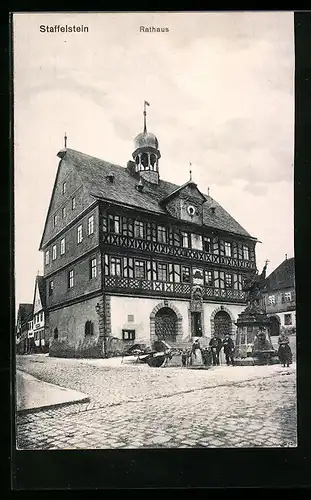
[285,254,287,260]
[126,160,137,177]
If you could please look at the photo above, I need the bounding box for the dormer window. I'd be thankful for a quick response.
[106,173,115,183]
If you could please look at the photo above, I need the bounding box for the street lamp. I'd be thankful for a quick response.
[95,302,108,358]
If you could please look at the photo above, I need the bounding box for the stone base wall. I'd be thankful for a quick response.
[48,296,103,358]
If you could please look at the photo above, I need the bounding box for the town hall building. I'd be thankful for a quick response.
[40,106,258,358]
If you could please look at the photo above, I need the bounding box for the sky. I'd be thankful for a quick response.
[13,11,295,309]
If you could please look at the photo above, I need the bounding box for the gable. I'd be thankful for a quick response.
[161,182,206,224]
[33,281,42,314]
[263,258,295,292]
[39,156,95,250]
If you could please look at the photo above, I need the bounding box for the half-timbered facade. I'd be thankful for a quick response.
[40,113,258,357]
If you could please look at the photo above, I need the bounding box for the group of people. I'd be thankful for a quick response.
[208,333,235,366]
[181,333,236,368]
[180,331,293,368]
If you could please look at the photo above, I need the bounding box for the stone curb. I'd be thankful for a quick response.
[17,395,90,416]
[16,370,90,415]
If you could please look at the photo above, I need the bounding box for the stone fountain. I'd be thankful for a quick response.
[235,261,279,366]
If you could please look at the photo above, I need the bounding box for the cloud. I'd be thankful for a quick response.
[13,12,294,306]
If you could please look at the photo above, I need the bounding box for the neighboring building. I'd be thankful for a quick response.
[26,317,34,354]
[40,109,259,358]
[16,303,33,354]
[32,275,49,353]
[261,256,296,336]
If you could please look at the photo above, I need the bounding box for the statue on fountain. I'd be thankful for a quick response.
[235,260,278,365]
[242,260,269,315]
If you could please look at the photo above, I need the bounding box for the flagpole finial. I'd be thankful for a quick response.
[64,132,67,148]
[143,100,150,133]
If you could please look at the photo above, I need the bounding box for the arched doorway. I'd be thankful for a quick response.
[269,315,280,336]
[213,310,232,339]
[155,307,178,342]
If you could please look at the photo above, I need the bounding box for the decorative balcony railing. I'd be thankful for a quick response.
[103,276,247,303]
[102,233,256,270]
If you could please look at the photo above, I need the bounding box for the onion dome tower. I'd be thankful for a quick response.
[132,101,161,185]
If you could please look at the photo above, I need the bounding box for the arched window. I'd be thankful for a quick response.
[150,154,156,170]
[85,320,94,336]
[53,328,58,340]
[141,153,149,169]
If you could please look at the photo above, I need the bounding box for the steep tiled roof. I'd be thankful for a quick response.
[18,303,33,323]
[62,148,255,239]
[263,257,295,292]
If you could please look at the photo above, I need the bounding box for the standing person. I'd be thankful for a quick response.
[191,338,203,366]
[223,333,235,366]
[192,338,201,358]
[209,334,222,366]
[181,349,188,367]
[278,333,292,367]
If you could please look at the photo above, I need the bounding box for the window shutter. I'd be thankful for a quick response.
[213,237,219,255]
[128,257,134,278]
[233,242,238,258]
[173,264,181,283]
[123,257,128,277]
[233,274,238,290]
[151,223,157,242]
[219,240,225,256]
[152,261,157,280]
[146,222,152,241]
[238,274,242,290]
[249,245,255,262]
[168,227,174,246]
[168,263,174,282]
[102,214,108,232]
[104,254,109,276]
[219,271,225,289]
[122,216,128,236]
[127,218,133,238]
[214,270,220,288]
[173,230,181,247]
[147,260,152,280]
[238,244,243,260]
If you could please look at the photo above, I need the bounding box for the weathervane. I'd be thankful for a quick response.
[143,100,150,133]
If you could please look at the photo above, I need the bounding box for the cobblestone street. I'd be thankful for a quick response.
[16,355,297,450]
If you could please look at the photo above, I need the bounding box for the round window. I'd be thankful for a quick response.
[187,205,196,216]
